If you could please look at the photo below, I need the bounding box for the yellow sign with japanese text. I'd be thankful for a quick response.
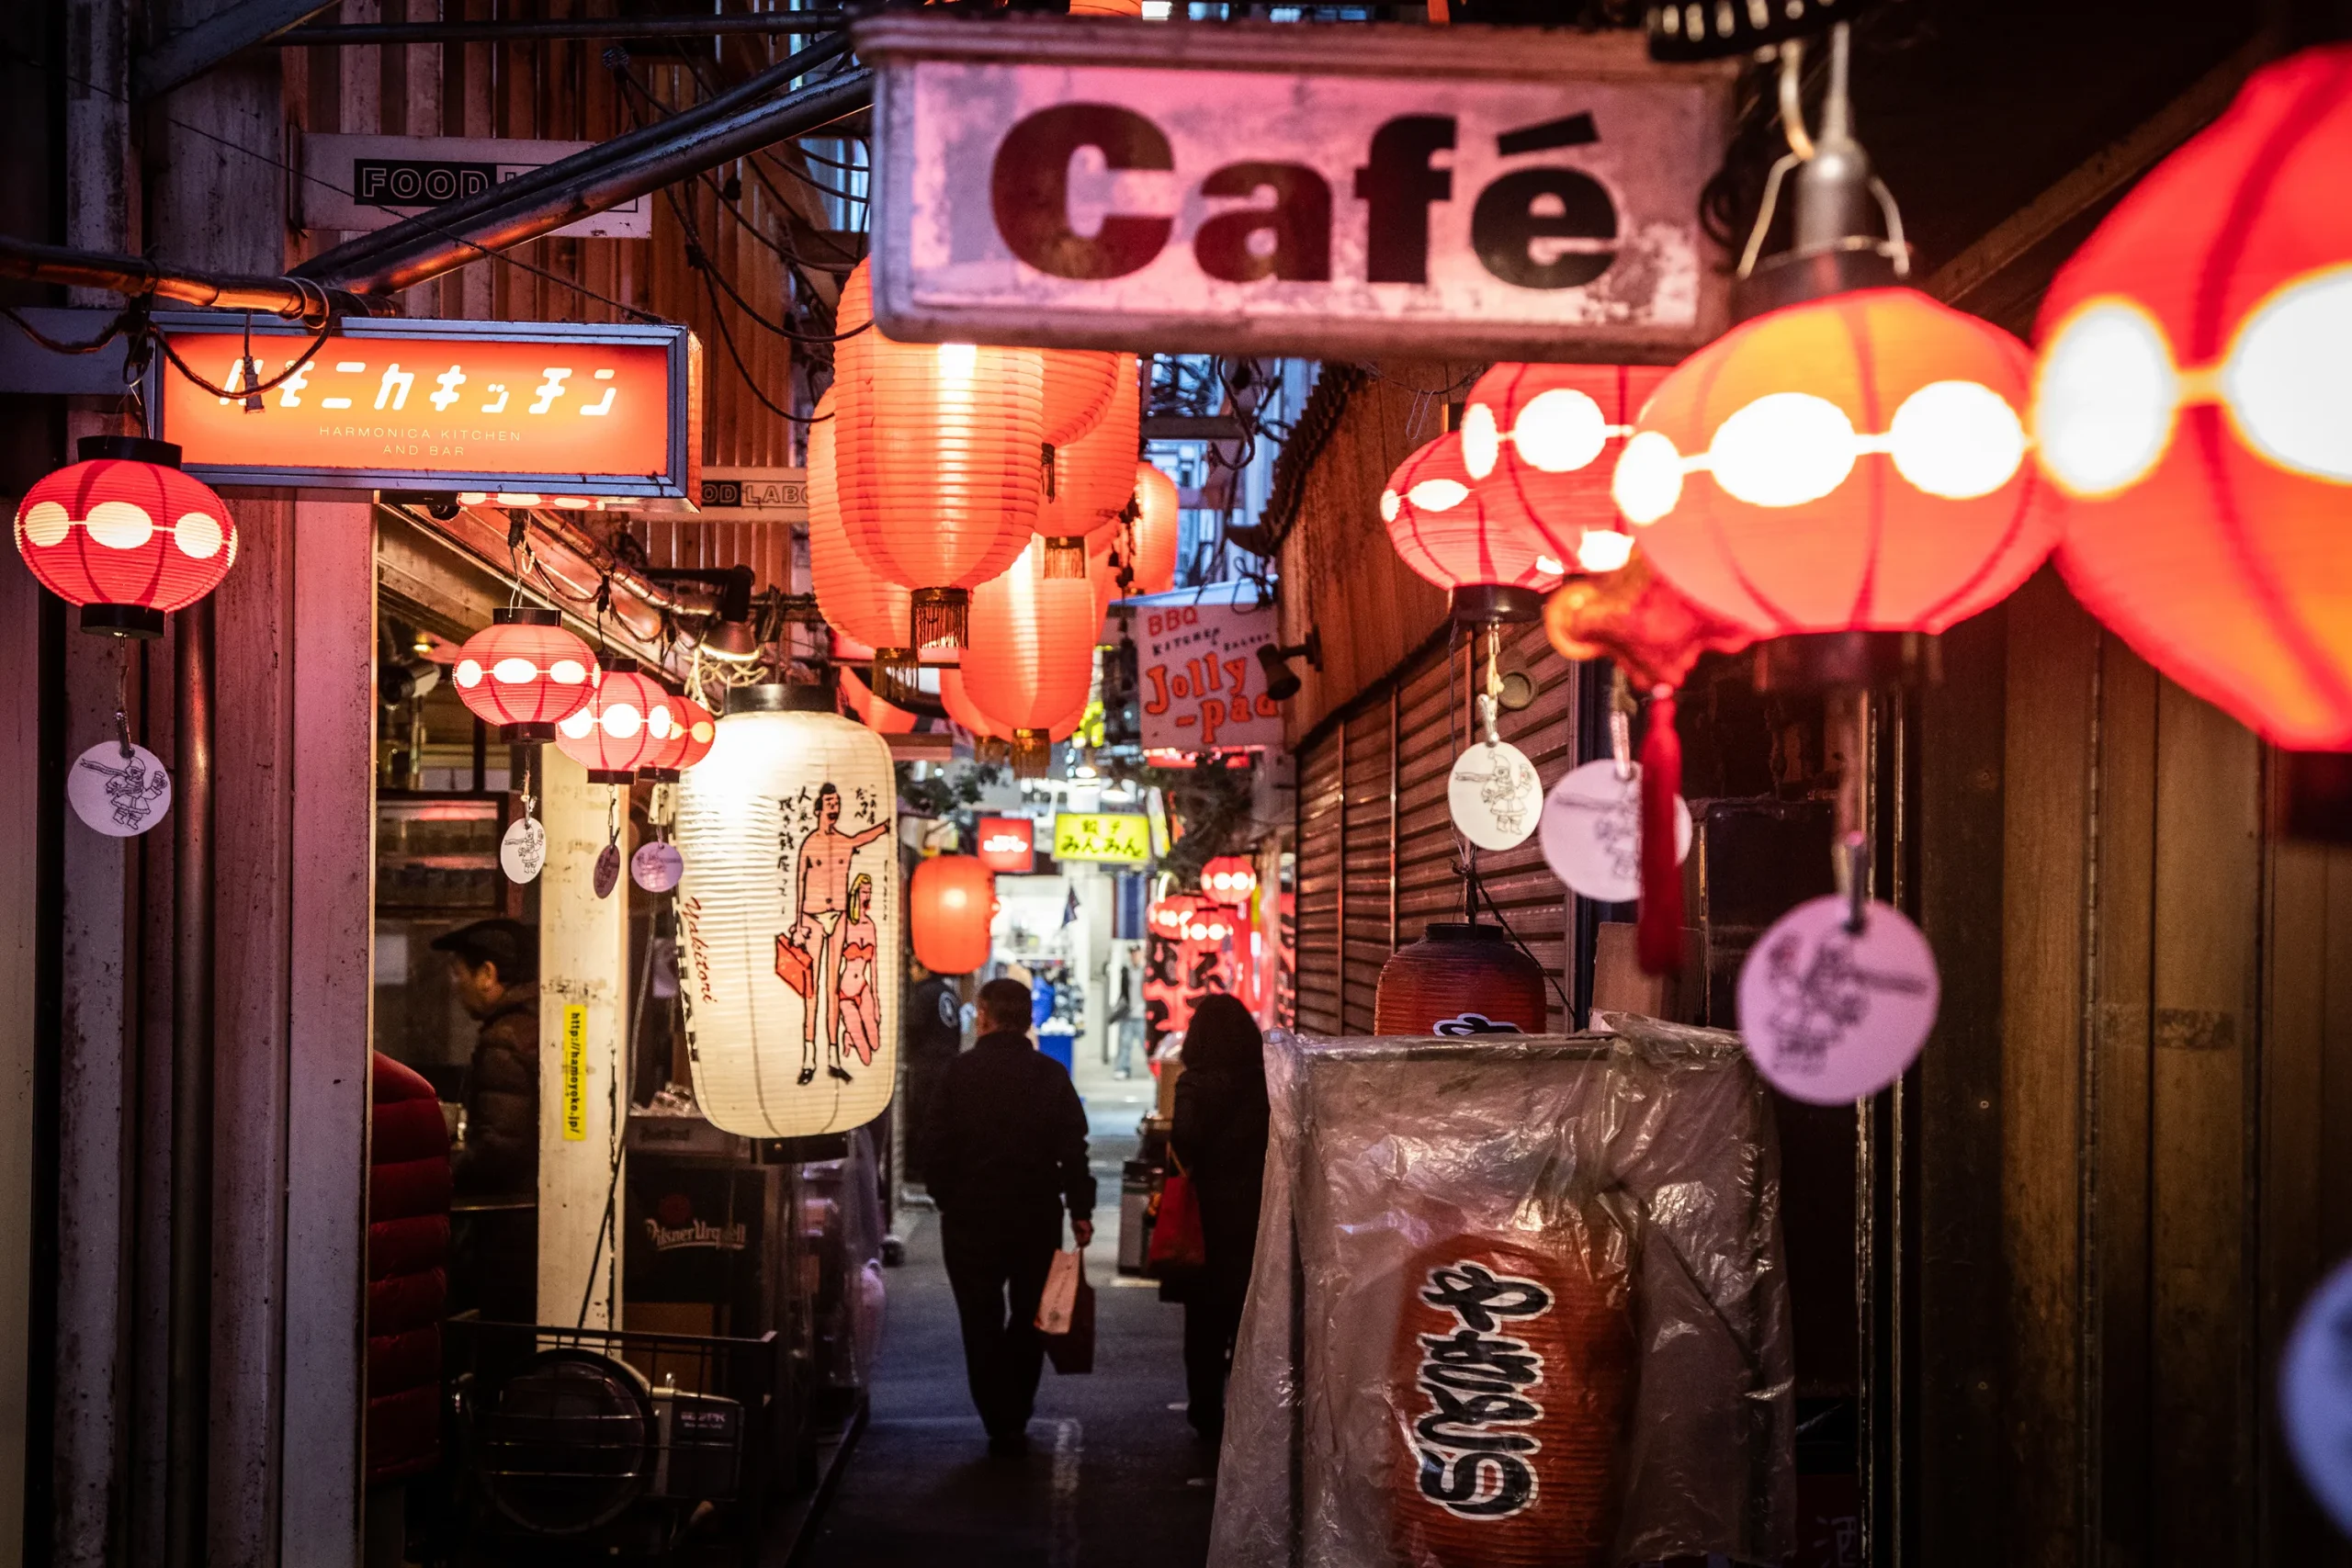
[561,1004,588,1141]
[1052,812,1151,865]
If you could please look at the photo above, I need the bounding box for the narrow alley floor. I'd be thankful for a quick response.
[798,1053,1217,1568]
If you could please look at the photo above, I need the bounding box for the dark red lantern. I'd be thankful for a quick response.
[554,659,679,784]
[911,853,994,975]
[1374,922,1549,1036]
[14,435,238,637]
[1383,431,1565,624]
[1462,364,1667,577]
[1200,854,1257,906]
[450,606,599,743]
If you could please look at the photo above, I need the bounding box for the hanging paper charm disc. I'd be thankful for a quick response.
[1736,895,1939,1104]
[1448,739,1543,852]
[2282,1255,2352,1537]
[69,740,172,838]
[1538,759,1691,904]
[500,817,547,885]
[631,840,684,893]
[594,842,622,900]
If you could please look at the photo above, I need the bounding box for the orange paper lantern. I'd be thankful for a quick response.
[1128,460,1180,597]
[963,536,1099,773]
[808,385,921,700]
[1613,288,2050,638]
[1037,355,1140,574]
[1201,854,1257,905]
[910,853,994,975]
[1384,431,1566,623]
[1463,363,1668,576]
[1041,349,1123,449]
[450,607,598,743]
[2032,44,2352,751]
[834,261,1043,648]
[840,663,919,736]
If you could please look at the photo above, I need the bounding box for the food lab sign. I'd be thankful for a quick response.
[858,15,1734,361]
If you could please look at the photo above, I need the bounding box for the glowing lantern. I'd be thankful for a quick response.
[1148,896,1199,940]
[940,666,1012,743]
[670,694,718,772]
[2032,43,2352,759]
[1463,364,1668,575]
[1613,288,2049,642]
[1201,854,1257,905]
[1128,461,1180,597]
[839,663,917,735]
[808,386,918,701]
[1374,921,1551,1035]
[14,435,239,637]
[911,853,994,976]
[450,607,598,743]
[673,684,899,1135]
[963,536,1098,775]
[1383,431,1567,623]
[1037,355,1140,575]
[554,659,678,783]
[834,259,1044,648]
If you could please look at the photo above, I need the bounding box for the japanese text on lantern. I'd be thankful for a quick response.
[1413,1260,1555,1519]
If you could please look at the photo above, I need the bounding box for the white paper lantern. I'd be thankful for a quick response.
[673,687,899,1136]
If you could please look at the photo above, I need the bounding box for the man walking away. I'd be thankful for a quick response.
[920,978,1095,1456]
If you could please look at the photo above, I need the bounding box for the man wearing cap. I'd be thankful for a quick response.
[430,918,540,1197]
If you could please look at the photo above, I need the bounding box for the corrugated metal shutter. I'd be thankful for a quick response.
[1293,725,1345,1036]
[1340,705,1396,1033]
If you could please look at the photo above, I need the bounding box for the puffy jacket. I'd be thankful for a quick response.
[368,1053,451,1485]
[452,984,537,1197]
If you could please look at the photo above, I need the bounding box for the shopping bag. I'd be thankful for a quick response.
[772,934,813,998]
[1147,1171,1207,1275]
[1035,1247,1083,1337]
[1045,1274,1095,1375]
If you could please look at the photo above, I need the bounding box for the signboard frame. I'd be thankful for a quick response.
[146,313,701,499]
[858,14,1736,362]
[300,133,654,239]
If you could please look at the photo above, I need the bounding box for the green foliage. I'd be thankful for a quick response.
[1138,757,1255,887]
[896,759,1005,820]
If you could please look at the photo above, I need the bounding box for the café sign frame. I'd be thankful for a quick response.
[146,314,701,500]
[858,15,1736,362]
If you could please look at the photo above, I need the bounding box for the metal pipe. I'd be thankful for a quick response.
[297,39,865,298]
[276,12,847,45]
[164,601,214,1568]
[0,236,356,322]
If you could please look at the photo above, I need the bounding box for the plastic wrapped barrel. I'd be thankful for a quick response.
[1374,921,1550,1036]
[1390,1234,1634,1568]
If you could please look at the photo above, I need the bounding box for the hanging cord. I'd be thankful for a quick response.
[114,641,135,761]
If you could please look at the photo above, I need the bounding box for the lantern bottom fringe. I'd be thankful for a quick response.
[873,648,919,706]
[500,721,557,744]
[910,588,969,649]
[976,738,1012,766]
[588,770,635,785]
[1010,728,1051,777]
[79,603,165,639]
[1042,537,1088,579]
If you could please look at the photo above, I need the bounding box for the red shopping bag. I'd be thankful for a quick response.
[1147,1171,1207,1276]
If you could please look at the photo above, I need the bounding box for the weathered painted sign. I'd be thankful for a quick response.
[302,134,653,238]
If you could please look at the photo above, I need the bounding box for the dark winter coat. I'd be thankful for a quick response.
[368,1054,452,1484]
[919,1031,1096,1234]
[1170,1065,1272,1303]
[452,984,537,1197]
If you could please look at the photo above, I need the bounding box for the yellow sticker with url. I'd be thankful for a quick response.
[562,1005,588,1142]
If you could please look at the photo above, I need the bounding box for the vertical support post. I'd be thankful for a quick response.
[538,747,628,1327]
[167,604,214,1568]
[0,519,45,1563]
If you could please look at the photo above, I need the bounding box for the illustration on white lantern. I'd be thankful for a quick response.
[778,782,893,1087]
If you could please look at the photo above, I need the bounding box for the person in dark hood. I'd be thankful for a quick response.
[430,918,540,1197]
[1168,993,1271,1446]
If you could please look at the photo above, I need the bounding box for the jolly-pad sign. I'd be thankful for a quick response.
[69,741,172,837]
[1449,739,1543,852]
[1538,758,1690,905]
[1736,895,1939,1105]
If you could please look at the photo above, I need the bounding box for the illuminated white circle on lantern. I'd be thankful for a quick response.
[673,699,899,1138]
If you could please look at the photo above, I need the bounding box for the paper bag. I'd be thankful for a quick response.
[1035,1247,1083,1337]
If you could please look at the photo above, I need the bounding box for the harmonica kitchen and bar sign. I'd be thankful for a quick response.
[857,15,1736,362]
[149,316,700,499]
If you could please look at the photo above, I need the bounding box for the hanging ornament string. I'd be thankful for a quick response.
[115,641,134,762]
[1833,688,1870,932]
[501,750,548,884]
[1610,665,1634,783]
[1635,682,1684,974]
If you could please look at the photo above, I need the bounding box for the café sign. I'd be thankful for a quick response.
[859,16,1735,361]
[149,315,700,499]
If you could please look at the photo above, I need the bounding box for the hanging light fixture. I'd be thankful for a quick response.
[553,656,678,783]
[1036,355,1141,577]
[808,385,920,703]
[1383,430,1568,624]
[450,607,599,744]
[910,853,995,976]
[833,259,1046,649]
[2030,43,2352,830]
[673,683,900,1134]
[1462,363,1668,576]
[1128,460,1181,597]
[963,536,1098,776]
[14,435,239,637]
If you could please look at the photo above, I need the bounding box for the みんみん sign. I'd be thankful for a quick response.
[857,15,1734,362]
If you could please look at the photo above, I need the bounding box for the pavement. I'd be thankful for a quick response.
[797,1043,1216,1568]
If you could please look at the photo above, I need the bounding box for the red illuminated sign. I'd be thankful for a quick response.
[976,816,1035,874]
[150,315,699,498]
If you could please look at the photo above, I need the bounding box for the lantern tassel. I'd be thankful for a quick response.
[910,588,969,649]
[1636,689,1683,976]
[1042,537,1087,579]
[873,648,919,706]
[1009,728,1051,778]
[976,737,1012,768]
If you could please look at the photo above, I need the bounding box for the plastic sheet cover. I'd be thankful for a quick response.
[1210,1016,1794,1568]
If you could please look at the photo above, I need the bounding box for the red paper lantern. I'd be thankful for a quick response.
[1374,922,1549,1036]
[450,607,599,743]
[1128,461,1180,597]
[1387,1235,1632,1568]
[1383,432,1566,623]
[834,259,1044,648]
[1037,355,1140,574]
[910,853,994,975]
[1201,854,1257,905]
[1041,349,1123,449]
[977,816,1036,874]
[670,694,718,772]
[839,663,918,735]
[554,660,679,784]
[808,385,919,698]
[2032,44,2352,751]
[1462,364,1668,576]
[1613,288,2050,638]
[14,435,238,637]
[939,666,1012,743]
[963,536,1098,774]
